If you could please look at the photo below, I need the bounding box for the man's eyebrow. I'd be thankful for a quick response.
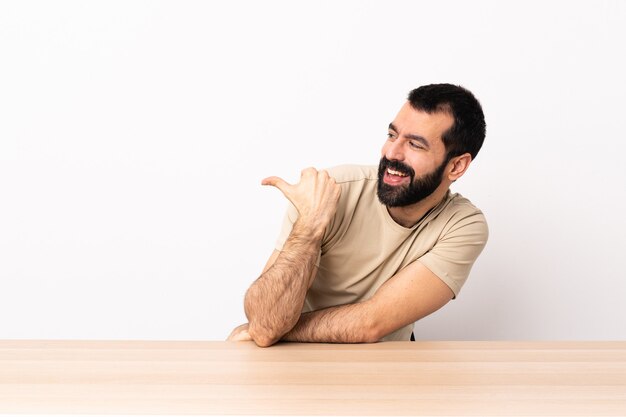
[388,123,430,148]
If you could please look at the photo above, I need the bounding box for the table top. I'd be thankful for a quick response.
[1,340,625,416]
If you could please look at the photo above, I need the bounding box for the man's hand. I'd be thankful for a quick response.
[262,167,341,238]
[226,323,252,342]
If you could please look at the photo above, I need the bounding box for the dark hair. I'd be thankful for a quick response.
[408,84,486,160]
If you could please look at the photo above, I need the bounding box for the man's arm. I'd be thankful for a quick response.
[244,225,320,347]
[281,260,454,343]
[243,168,341,347]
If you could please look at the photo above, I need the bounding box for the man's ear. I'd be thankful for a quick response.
[447,153,472,181]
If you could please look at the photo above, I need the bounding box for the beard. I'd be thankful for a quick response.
[376,156,448,207]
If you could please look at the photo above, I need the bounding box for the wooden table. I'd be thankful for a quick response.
[1,340,625,415]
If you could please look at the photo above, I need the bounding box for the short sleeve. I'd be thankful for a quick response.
[417,210,488,298]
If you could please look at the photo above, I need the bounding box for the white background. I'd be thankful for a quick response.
[1,0,625,341]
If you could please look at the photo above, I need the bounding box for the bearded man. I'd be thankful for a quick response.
[228,83,488,347]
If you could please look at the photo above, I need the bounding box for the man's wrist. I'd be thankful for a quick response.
[292,217,326,242]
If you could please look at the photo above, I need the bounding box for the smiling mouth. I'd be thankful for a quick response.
[387,168,409,177]
[383,168,411,186]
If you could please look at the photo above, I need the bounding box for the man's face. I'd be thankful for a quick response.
[377,102,454,207]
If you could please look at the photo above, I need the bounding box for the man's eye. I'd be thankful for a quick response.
[387,132,395,140]
[409,141,423,149]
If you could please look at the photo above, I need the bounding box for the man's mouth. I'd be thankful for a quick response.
[387,168,408,177]
[383,167,411,185]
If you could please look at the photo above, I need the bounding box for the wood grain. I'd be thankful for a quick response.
[1,340,625,415]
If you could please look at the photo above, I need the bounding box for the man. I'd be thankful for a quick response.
[228,83,488,347]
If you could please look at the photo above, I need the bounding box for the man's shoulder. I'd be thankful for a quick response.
[447,193,485,217]
[325,164,378,184]
[440,192,488,234]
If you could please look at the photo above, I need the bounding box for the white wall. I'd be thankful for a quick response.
[1,0,625,341]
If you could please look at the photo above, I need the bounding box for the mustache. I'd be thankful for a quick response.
[379,157,415,179]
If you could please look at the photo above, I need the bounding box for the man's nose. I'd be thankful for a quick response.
[384,139,405,161]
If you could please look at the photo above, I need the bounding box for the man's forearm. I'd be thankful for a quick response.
[244,220,322,346]
[281,301,380,344]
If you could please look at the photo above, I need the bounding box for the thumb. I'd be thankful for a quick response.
[261,176,292,194]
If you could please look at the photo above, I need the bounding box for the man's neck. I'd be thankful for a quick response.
[387,187,450,228]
